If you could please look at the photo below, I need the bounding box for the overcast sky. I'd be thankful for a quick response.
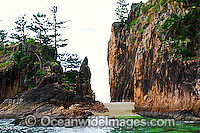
[0,0,148,103]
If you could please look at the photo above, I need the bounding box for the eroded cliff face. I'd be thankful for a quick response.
[0,45,58,103]
[108,0,200,117]
[0,56,103,119]
[0,41,102,119]
[0,45,32,103]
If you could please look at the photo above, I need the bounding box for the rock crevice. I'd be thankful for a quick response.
[108,1,200,118]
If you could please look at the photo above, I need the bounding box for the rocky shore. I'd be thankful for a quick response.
[137,111,200,122]
[0,54,108,125]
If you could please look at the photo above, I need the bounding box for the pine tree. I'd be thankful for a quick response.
[115,0,129,25]
[0,30,9,44]
[27,13,51,46]
[58,52,82,72]
[49,6,69,61]
[10,14,28,54]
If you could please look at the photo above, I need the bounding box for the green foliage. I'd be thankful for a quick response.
[116,55,120,60]
[161,16,176,31]
[21,55,31,60]
[194,43,200,51]
[130,36,134,45]
[13,51,22,62]
[159,6,200,60]
[182,49,192,58]
[6,50,12,55]
[41,45,55,61]
[154,4,159,12]
[147,47,151,51]
[58,52,82,71]
[27,13,51,46]
[26,66,35,79]
[62,86,69,91]
[50,62,58,67]
[12,41,57,84]
[115,0,129,25]
[5,61,9,65]
[128,56,131,62]
[49,6,69,60]
[129,62,131,67]
[125,23,130,31]
[0,30,9,44]
[10,14,28,56]
[0,46,3,51]
[13,51,30,69]
[146,16,151,23]
[176,0,200,8]
[141,0,168,15]
[10,14,27,44]
[139,26,144,34]
[29,85,34,89]
[62,70,78,84]
[6,6,69,62]
[39,70,43,78]
[142,4,153,13]
[25,37,35,44]
[130,19,137,26]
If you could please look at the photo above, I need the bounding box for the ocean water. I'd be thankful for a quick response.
[0,119,200,133]
[0,119,111,133]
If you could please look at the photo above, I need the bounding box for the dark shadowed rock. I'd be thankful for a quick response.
[0,56,106,124]
[36,74,58,88]
[76,57,93,99]
[21,84,62,105]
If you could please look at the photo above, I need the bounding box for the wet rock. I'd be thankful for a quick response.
[138,111,200,122]
[89,101,109,113]
[36,104,55,114]
[39,104,93,119]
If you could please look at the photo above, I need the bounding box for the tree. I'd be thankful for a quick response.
[10,14,28,54]
[27,12,51,46]
[115,0,129,25]
[58,52,82,72]
[49,6,69,61]
[0,30,9,44]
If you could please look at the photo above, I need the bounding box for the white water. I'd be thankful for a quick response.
[0,119,112,133]
[1,118,200,132]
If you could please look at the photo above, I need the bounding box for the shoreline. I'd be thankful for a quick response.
[93,102,136,117]
[1,102,200,123]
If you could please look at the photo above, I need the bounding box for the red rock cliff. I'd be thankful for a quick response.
[108,0,200,117]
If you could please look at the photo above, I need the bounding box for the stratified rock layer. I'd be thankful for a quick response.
[108,1,200,117]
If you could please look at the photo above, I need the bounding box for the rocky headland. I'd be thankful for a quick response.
[0,44,108,125]
[108,0,200,120]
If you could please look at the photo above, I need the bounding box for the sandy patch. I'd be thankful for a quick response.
[93,102,136,117]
